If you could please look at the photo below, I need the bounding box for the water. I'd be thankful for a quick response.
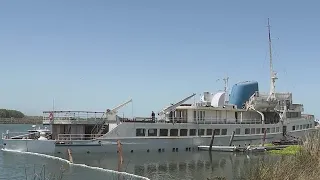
[0,124,280,180]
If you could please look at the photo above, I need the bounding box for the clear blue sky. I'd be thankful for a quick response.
[0,0,319,118]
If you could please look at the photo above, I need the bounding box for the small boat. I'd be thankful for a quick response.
[9,125,51,140]
[198,145,237,152]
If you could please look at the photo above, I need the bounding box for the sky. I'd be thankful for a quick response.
[0,0,319,118]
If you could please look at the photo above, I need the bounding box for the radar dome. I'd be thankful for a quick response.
[211,92,226,107]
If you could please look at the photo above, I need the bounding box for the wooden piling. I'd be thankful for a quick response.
[67,149,73,163]
[209,129,215,152]
[262,128,267,146]
[117,140,123,164]
[229,131,235,146]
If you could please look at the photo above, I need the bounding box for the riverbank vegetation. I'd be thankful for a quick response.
[0,109,25,118]
[243,130,320,180]
[268,145,302,155]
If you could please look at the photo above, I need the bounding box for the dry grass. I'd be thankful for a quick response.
[242,130,320,180]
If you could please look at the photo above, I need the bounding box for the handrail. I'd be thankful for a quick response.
[43,117,106,121]
[91,119,106,134]
[57,134,102,141]
[156,117,262,124]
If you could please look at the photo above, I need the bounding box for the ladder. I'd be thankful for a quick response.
[96,124,109,136]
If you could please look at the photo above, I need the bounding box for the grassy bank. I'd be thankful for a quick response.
[242,130,320,180]
[268,145,302,155]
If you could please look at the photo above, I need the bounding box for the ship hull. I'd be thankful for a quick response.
[2,129,314,155]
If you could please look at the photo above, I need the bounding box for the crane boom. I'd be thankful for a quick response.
[158,93,196,116]
[106,99,132,115]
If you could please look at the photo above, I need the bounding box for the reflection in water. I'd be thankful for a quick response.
[63,151,280,180]
[1,150,148,180]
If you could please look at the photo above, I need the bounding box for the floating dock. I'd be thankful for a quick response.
[198,145,238,152]
[198,145,291,153]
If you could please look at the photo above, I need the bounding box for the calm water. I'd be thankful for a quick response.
[0,124,280,180]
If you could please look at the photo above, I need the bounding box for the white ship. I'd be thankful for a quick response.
[2,19,316,154]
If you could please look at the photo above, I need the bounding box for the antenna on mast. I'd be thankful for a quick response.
[217,77,229,103]
[52,98,55,112]
[223,77,229,103]
[267,18,278,101]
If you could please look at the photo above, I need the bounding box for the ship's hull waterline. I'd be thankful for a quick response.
[2,129,314,154]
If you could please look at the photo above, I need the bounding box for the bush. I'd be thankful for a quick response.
[242,130,320,180]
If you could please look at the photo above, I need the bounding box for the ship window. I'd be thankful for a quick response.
[296,125,299,130]
[214,129,220,135]
[170,129,178,136]
[235,128,241,135]
[193,111,196,121]
[286,112,291,118]
[180,129,188,136]
[189,129,196,136]
[300,125,303,129]
[221,129,227,135]
[197,111,200,121]
[292,126,296,131]
[159,129,168,136]
[251,128,255,134]
[303,125,307,129]
[310,124,313,128]
[306,124,310,129]
[276,127,279,132]
[201,111,205,121]
[245,128,250,134]
[262,128,266,134]
[271,127,275,133]
[148,129,157,136]
[206,129,213,135]
[266,128,270,133]
[256,128,261,134]
[198,129,205,136]
[136,129,145,136]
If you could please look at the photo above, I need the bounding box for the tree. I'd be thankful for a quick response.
[0,109,25,118]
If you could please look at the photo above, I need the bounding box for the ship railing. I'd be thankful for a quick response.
[57,134,103,141]
[157,117,262,124]
[1,131,39,140]
[42,110,107,122]
[302,114,315,120]
[43,117,106,121]
[120,117,157,123]
[197,119,262,124]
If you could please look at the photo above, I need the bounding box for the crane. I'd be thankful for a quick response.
[158,93,196,118]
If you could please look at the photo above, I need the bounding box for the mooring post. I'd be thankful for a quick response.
[229,131,235,146]
[67,149,73,163]
[117,140,123,164]
[209,129,215,152]
[262,128,267,146]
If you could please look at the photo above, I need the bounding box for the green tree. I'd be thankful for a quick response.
[0,109,25,118]
[0,109,8,118]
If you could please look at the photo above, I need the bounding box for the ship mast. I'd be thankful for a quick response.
[216,77,229,103]
[267,18,278,101]
[223,77,229,103]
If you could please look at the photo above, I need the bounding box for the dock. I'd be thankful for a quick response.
[198,144,291,153]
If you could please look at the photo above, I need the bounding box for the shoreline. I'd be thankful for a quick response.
[0,118,42,124]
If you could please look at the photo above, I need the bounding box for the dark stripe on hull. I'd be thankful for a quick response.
[55,144,102,147]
